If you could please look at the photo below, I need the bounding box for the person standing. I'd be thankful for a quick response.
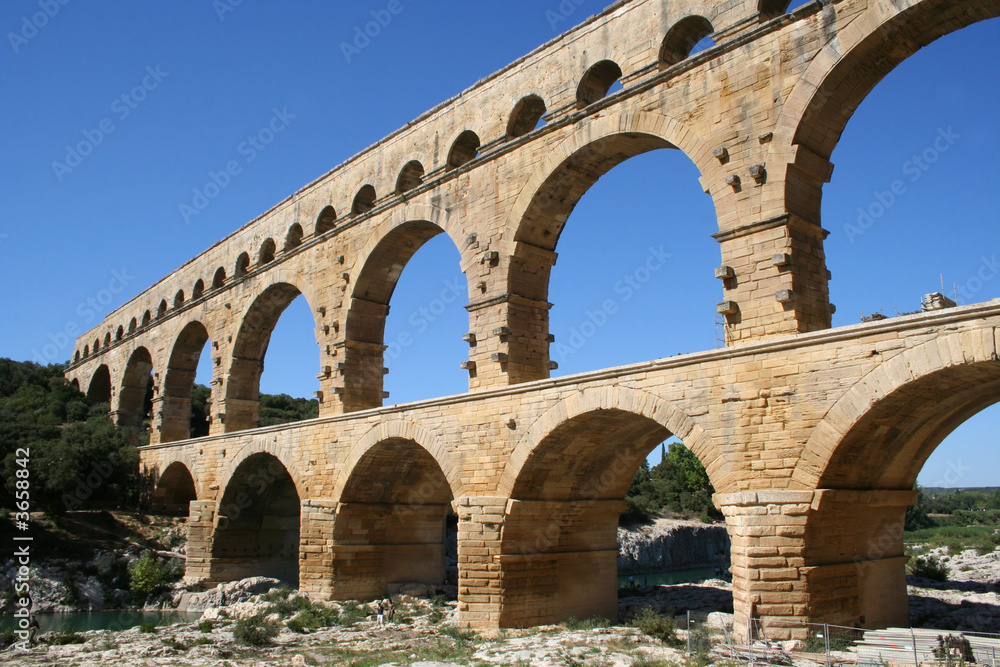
[27,614,40,646]
[376,601,385,628]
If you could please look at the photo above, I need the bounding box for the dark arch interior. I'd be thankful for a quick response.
[447,131,481,169]
[152,461,197,516]
[157,300,167,318]
[103,332,111,346]
[235,252,250,277]
[759,0,791,19]
[508,95,547,138]
[161,321,211,442]
[129,318,138,333]
[316,206,337,235]
[285,223,303,250]
[259,238,276,265]
[174,290,184,308]
[396,160,425,194]
[212,267,226,289]
[212,453,300,586]
[577,60,623,108]
[501,409,679,626]
[192,279,205,300]
[141,311,151,326]
[660,16,715,66]
[116,326,124,341]
[353,185,377,214]
[334,438,453,599]
[119,347,154,431]
[816,361,1000,490]
[224,283,307,432]
[86,365,112,405]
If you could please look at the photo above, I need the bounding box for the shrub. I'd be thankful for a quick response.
[130,551,166,598]
[908,555,949,581]
[233,614,281,647]
[0,629,16,647]
[49,632,86,645]
[563,616,611,631]
[337,602,367,628]
[139,622,156,633]
[630,608,680,645]
[197,619,213,633]
[287,607,339,633]
[161,637,188,651]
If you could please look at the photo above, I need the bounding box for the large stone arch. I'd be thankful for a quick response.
[222,276,321,432]
[86,364,112,405]
[492,385,719,627]
[214,435,307,505]
[327,419,457,599]
[159,320,212,443]
[495,112,723,384]
[340,205,470,412]
[793,327,1000,491]
[151,460,199,515]
[116,346,155,431]
[768,0,1000,225]
[210,450,302,587]
[333,418,459,501]
[498,385,719,496]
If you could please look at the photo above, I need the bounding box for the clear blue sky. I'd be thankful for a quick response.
[1,2,997,487]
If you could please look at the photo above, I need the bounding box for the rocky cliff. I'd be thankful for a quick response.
[617,518,730,574]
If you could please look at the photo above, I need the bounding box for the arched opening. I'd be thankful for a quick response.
[576,60,623,108]
[813,17,1000,327]
[70,378,80,391]
[352,185,377,214]
[259,238,276,265]
[174,290,185,309]
[235,252,250,278]
[395,160,425,194]
[343,221,467,411]
[128,318,137,334]
[151,462,197,516]
[83,345,90,357]
[157,300,167,319]
[86,365,112,406]
[497,408,720,626]
[141,310,152,327]
[447,130,481,169]
[160,321,211,443]
[74,351,81,362]
[333,438,453,599]
[507,95,547,138]
[212,453,300,586]
[315,206,337,235]
[118,347,154,432]
[284,223,303,251]
[511,130,718,379]
[212,267,226,289]
[223,283,318,432]
[795,352,1000,631]
[760,0,812,19]
[103,332,112,347]
[659,16,715,66]
[192,279,205,300]
[115,325,124,341]
[93,338,100,353]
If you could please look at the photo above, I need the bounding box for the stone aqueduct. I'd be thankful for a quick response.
[64,0,1000,636]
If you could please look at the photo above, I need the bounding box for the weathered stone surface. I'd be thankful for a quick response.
[618,519,730,574]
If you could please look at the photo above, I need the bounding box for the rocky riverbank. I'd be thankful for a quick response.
[618,517,730,574]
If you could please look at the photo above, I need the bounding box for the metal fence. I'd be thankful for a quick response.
[675,612,1000,667]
